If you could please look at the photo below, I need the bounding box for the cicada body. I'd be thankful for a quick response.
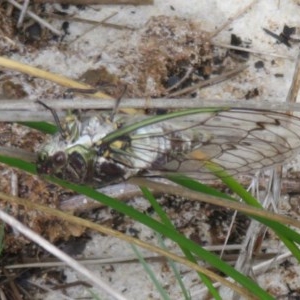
[36,108,300,187]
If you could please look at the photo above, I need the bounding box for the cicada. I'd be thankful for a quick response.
[36,107,300,187]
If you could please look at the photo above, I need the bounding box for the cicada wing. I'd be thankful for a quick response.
[161,110,300,178]
[111,109,300,179]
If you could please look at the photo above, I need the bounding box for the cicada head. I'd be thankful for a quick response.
[37,141,96,184]
[36,121,97,184]
[37,137,129,186]
[36,114,127,185]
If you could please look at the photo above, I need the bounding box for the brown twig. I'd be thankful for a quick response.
[165,67,194,93]
[210,0,258,39]
[212,42,294,60]
[286,51,300,103]
[6,0,61,35]
[16,0,30,28]
[168,65,248,97]
[68,12,119,45]
[58,175,300,213]
[45,13,135,30]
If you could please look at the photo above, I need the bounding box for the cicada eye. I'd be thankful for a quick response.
[52,151,66,167]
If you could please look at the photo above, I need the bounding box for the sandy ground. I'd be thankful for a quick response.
[2,0,300,299]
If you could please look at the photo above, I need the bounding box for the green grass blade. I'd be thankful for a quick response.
[131,244,170,300]
[167,172,300,245]
[0,156,275,299]
[102,107,228,142]
[141,187,221,300]
[157,235,191,300]
[167,174,233,201]
[0,155,37,174]
[19,122,57,134]
[203,162,300,261]
[88,289,102,300]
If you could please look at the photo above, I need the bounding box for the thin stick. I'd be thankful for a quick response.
[5,244,244,269]
[286,51,300,103]
[6,0,61,36]
[59,175,300,213]
[4,99,300,122]
[0,209,127,300]
[0,56,111,99]
[17,0,30,28]
[0,146,37,163]
[210,0,259,39]
[0,111,65,122]
[212,42,294,60]
[252,251,291,276]
[0,192,255,300]
[165,67,194,93]
[45,13,135,30]
[68,12,119,45]
[168,65,248,97]
[128,178,300,228]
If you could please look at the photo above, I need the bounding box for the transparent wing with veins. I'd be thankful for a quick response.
[111,109,300,179]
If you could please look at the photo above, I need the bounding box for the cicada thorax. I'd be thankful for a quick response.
[92,137,132,185]
[94,122,203,178]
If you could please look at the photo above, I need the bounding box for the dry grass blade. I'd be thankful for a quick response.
[16,0,30,28]
[252,251,292,276]
[128,178,300,228]
[210,0,259,39]
[286,51,300,103]
[67,12,119,45]
[168,65,248,97]
[0,56,111,99]
[45,13,135,30]
[0,208,127,300]
[59,175,300,212]
[0,146,37,163]
[4,244,244,270]
[212,42,294,60]
[4,99,300,116]
[0,191,255,299]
